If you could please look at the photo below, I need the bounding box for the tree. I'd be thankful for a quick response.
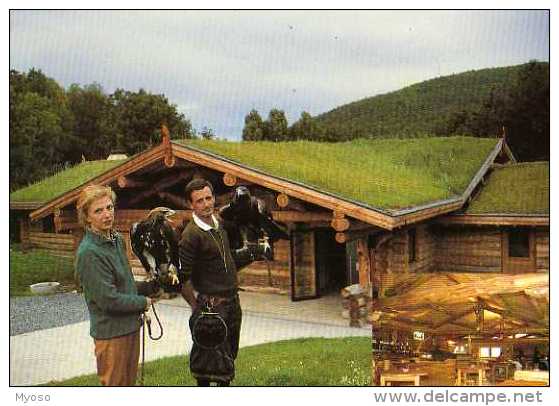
[503,61,549,161]
[289,111,316,140]
[445,61,549,161]
[263,109,288,142]
[67,83,116,161]
[9,68,196,190]
[9,69,76,189]
[10,92,66,189]
[110,88,193,154]
[242,109,264,141]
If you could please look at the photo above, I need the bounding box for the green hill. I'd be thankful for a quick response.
[313,63,542,139]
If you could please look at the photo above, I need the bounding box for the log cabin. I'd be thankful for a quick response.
[9,130,548,341]
[372,160,549,386]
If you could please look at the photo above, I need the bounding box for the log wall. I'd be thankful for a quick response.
[28,232,74,258]
[409,225,437,273]
[54,208,293,286]
[535,230,549,273]
[374,225,437,296]
[435,227,503,273]
[238,239,291,290]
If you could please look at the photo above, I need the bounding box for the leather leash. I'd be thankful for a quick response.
[139,303,164,386]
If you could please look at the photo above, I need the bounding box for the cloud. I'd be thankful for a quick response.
[10,10,549,140]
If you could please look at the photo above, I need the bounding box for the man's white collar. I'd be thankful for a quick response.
[192,213,219,231]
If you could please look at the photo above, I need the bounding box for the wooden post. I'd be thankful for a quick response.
[161,124,175,167]
[357,238,370,289]
[54,208,62,233]
[19,217,30,251]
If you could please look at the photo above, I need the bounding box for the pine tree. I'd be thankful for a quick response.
[242,109,264,141]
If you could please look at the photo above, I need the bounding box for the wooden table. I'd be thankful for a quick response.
[380,372,428,386]
[513,370,549,384]
[456,367,488,386]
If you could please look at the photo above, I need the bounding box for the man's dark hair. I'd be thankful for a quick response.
[184,179,214,203]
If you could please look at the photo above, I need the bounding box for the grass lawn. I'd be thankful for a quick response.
[178,137,498,211]
[10,245,76,297]
[44,337,371,386]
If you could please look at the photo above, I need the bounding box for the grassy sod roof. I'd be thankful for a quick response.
[10,160,127,204]
[466,162,549,215]
[177,137,499,211]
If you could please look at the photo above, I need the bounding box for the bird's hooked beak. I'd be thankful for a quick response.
[234,186,250,203]
[148,207,177,225]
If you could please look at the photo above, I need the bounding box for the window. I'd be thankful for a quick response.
[480,346,501,358]
[408,229,417,263]
[508,229,530,258]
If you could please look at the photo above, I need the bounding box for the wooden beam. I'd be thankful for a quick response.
[437,214,549,227]
[223,173,237,187]
[335,232,347,244]
[157,191,188,209]
[164,154,176,168]
[127,170,192,206]
[270,211,332,223]
[431,307,478,329]
[10,202,43,210]
[117,175,149,189]
[276,193,289,208]
[331,217,350,232]
[345,228,378,243]
[333,210,345,219]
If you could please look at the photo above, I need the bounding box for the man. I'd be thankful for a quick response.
[179,179,263,386]
[75,185,157,386]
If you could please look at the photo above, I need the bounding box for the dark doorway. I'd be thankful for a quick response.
[315,229,347,295]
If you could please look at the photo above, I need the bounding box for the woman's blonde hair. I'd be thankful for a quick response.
[76,184,117,228]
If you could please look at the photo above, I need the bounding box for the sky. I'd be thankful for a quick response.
[9,10,549,140]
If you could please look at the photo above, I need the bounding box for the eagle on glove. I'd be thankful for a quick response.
[130,207,181,292]
[219,186,289,260]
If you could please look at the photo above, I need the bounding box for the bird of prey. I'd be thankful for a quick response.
[130,207,181,290]
[219,186,289,259]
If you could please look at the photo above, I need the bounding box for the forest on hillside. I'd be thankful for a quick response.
[243,62,549,162]
[10,61,549,191]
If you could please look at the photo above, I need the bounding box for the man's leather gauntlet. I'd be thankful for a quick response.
[233,240,271,270]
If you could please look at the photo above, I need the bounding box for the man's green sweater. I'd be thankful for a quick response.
[76,229,147,339]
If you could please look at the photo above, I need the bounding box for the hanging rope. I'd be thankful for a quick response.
[139,303,164,386]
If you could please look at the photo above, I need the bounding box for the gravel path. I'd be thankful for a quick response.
[10,292,89,336]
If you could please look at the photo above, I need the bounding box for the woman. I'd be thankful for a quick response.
[75,184,155,386]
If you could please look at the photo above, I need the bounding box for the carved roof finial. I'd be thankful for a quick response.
[161,124,170,146]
